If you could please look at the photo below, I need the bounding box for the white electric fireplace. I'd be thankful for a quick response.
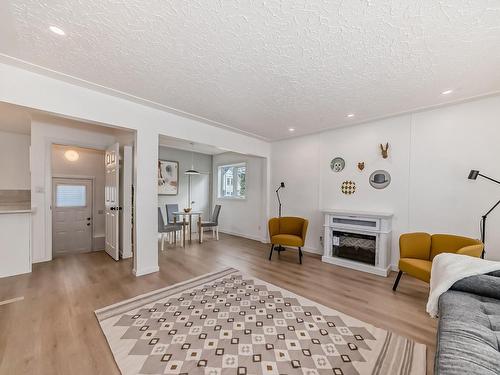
[322,209,393,277]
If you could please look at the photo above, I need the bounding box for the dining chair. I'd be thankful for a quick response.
[165,204,179,224]
[199,205,221,243]
[158,207,183,250]
[166,203,186,243]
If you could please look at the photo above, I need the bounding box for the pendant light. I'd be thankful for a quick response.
[185,142,200,175]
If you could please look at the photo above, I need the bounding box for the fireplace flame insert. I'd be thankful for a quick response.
[332,230,376,265]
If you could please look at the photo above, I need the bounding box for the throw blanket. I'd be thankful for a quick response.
[426,253,500,317]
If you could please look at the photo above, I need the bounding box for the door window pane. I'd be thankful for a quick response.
[56,185,86,207]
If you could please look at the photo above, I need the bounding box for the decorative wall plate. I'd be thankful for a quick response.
[330,157,345,172]
[341,180,356,195]
[369,170,391,189]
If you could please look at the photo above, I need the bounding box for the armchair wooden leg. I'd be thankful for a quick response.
[161,234,165,251]
[298,247,303,264]
[269,244,274,261]
[392,271,403,291]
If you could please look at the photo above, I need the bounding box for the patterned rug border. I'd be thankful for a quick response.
[95,267,238,321]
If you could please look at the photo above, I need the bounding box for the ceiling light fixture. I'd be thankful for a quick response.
[346,113,355,118]
[49,26,66,36]
[185,142,200,175]
[288,128,295,132]
[441,89,453,95]
[64,150,79,162]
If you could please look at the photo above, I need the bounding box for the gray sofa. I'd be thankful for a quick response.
[436,270,500,374]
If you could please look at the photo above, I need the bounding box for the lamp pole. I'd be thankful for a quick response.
[275,182,285,252]
[468,170,500,258]
[276,182,284,217]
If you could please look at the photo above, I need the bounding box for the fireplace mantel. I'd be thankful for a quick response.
[321,209,393,277]
[321,209,393,219]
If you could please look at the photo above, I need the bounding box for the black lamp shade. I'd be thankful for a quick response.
[468,170,479,180]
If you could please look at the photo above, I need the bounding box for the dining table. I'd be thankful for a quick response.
[172,210,203,246]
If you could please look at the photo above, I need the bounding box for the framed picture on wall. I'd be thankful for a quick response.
[158,160,179,195]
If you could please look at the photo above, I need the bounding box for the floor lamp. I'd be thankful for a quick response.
[468,169,500,258]
[275,182,285,252]
[276,182,285,217]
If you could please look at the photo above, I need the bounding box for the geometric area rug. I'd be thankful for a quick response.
[95,268,426,375]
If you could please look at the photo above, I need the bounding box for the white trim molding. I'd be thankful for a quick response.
[132,266,160,277]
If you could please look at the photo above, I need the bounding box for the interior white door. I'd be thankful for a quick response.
[52,178,93,256]
[119,145,133,259]
[105,142,120,261]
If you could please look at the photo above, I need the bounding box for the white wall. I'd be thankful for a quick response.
[1,61,270,276]
[31,117,117,263]
[271,134,321,252]
[51,144,106,249]
[409,98,500,260]
[213,153,267,242]
[272,95,500,263]
[158,146,212,221]
[0,130,30,189]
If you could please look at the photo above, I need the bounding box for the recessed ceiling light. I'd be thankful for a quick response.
[49,26,66,36]
[346,113,355,118]
[288,128,295,132]
[441,89,453,95]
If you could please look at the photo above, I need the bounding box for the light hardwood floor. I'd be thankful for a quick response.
[0,234,437,374]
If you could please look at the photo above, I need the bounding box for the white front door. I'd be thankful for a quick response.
[52,178,93,256]
[105,142,120,261]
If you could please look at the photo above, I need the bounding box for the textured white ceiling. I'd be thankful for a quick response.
[1,1,499,140]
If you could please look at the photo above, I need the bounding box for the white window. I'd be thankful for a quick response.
[56,185,87,207]
[218,163,246,199]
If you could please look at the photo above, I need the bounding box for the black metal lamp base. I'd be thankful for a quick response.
[274,245,286,252]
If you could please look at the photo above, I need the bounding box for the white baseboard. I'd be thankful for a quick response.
[218,229,266,243]
[302,246,322,255]
[132,266,160,277]
[120,252,133,259]
[32,256,51,264]
[219,229,322,256]
[277,246,322,255]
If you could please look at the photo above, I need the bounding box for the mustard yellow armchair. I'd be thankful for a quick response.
[268,217,308,264]
[393,232,483,291]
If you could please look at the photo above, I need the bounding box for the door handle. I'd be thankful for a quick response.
[87,223,91,226]
[110,207,116,211]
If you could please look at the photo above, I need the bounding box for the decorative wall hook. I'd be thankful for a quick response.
[380,143,389,159]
